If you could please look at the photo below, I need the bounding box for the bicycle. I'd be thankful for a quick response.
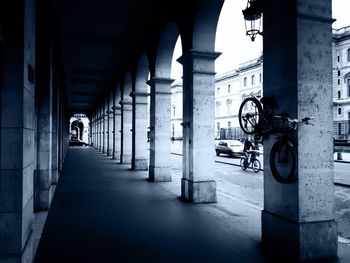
[238,96,314,183]
[240,150,261,173]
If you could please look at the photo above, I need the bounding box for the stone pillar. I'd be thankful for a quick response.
[120,95,132,164]
[131,90,149,170]
[104,98,109,154]
[51,61,59,186]
[178,50,220,203]
[36,64,53,211]
[91,115,95,148]
[148,77,173,181]
[99,106,103,152]
[261,1,337,261]
[114,88,122,161]
[0,1,35,259]
[108,93,114,156]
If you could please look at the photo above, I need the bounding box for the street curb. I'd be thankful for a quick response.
[171,152,350,187]
[334,160,350,164]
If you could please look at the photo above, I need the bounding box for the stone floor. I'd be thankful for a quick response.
[34,147,350,263]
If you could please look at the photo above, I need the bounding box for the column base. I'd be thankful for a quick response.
[108,149,113,156]
[36,186,52,210]
[149,165,171,182]
[103,147,108,154]
[181,178,216,203]
[262,210,338,262]
[120,154,132,164]
[51,169,59,184]
[113,151,121,162]
[132,158,149,171]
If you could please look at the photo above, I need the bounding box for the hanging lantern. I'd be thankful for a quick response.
[242,0,263,41]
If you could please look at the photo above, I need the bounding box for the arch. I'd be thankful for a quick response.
[69,113,90,144]
[192,0,225,52]
[135,54,150,93]
[155,23,181,78]
[123,72,133,99]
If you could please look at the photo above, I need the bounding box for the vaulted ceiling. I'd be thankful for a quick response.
[51,0,200,113]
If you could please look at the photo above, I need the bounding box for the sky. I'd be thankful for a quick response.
[171,0,350,79]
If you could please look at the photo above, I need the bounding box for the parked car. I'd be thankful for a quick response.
[215,140,244,158]
[69,139,89,146]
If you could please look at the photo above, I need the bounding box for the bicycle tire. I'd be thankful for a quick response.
[240,157,247,170]
[252,159,261,173]
[238,97,263,135]
[270,139,296,183]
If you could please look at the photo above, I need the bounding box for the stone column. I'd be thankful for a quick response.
[108,92,114,156]
[51,62,59,186]
[36,65,53,211]
[261,1,337,261]
[148,77,173,181]
[99,106,103,152]
[120,94,132,164]
[104,98,109,154]
[178,50,220,203]
[91,115,95,148]
[0,0,36,259]
[131,90,149,170]
[114,88,122,161]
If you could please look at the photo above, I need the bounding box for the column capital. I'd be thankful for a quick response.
[177,49,221,76]
[119,100,132,106]
[177,49,221,64]
[129,91,149,98]
[146,77,175,86]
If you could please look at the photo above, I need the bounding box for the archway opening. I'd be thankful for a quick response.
[69,113,90,145]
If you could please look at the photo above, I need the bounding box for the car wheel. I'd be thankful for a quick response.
[216,150,220,156]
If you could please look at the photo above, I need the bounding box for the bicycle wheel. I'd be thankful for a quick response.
[240,157,247,170]
[238,97,263,135]
[252,159,261,173]
[270,139,296,183]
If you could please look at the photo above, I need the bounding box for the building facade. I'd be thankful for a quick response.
[170,25,350,142]
[333,26,350,140]
[170,80,183,139]
[215,56,263,140]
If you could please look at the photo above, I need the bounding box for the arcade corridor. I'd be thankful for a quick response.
[0,0,343,262]
[34,147,276,263]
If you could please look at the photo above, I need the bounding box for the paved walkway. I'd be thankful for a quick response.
[35,147,350,263]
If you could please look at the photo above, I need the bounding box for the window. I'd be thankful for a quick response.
[338,79,340,85]
[251,75,255,85]
[259,73,262,83]
[348,49,350,62]
[217,87,220,96]
[338,70,341,76]
[228,84,231,93]
[172,124,175,137]
[243,77,247,87]
[338,90,341,99]
[173,106,176,117]
[338,55,340,62]
[338,107,342,115]
[216,101,221,116]
[338,123,342,135]
[228,121,231,128]
[217,122,220,137]
[226,99,232,115]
